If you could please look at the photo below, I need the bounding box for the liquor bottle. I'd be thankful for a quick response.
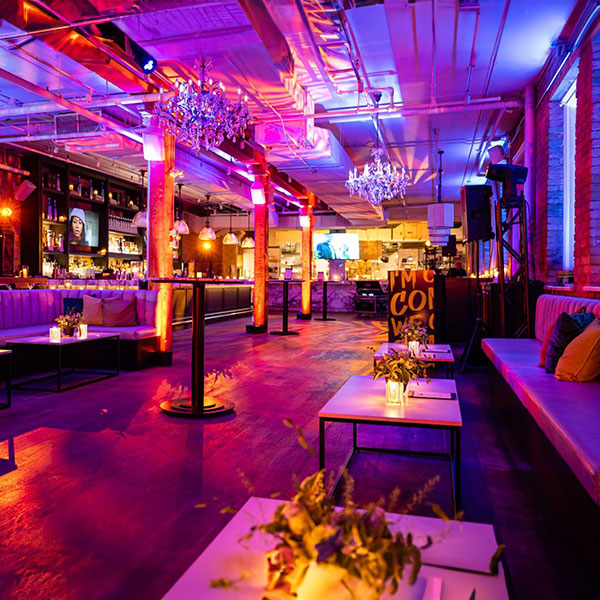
[53,199,57,221]
[47,228,54,252]
[89,180,94,199]
[58,233,64,252]
[48,197,53,221]
[56,173,61,191]
[77,176,82,196]
[100,182,105,200]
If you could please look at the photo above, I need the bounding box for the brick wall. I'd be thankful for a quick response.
[547,101,565,281]
[574,35,600,291]
[534,98,549,282]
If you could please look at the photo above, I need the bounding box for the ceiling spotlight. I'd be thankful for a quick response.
[132,41,157,74]
[0,207,12,218]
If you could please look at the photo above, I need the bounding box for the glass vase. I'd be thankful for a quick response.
[385,379,404,406]
[408,340,420,357]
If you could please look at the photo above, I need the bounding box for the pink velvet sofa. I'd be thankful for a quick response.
[483,294,600,507]
[0,289,160,369]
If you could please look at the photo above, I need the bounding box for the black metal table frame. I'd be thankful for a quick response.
[319,416,461,513]
[271,280,298,336]
[0,351,11,409]
[315,280,336,321]
[8,335,120,393]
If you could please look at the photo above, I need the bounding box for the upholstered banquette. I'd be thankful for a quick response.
[0,289,160,368]
[483,294,600,506]
[482,294,600,567]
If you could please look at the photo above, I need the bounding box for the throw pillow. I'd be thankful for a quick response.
[539,318,557,367]
[545,310,595,373]
[82,295,103,325]
[63,297,84,315]
[102,298,137,327]
[555,319,600,381]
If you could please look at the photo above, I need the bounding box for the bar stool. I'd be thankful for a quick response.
[0,349,11,409]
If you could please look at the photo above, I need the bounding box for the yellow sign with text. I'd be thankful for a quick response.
[388,270,435,342]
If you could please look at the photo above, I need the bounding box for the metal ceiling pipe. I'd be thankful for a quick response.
[0,130,109,143]
[0,67,142,143]
[258,97,522,122]
[465,8,481,102]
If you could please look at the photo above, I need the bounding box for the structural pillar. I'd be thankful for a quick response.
[523,83,536,276]
[147,130,175,363]
[247,174,270,333]
[297,197,314,320]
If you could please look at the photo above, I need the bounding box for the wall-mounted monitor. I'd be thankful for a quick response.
[313,233,359,260]
[69,207,100,248]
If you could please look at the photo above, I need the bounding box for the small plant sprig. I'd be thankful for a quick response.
[372,348,432,384]
[400,319,429,344]
[55,311,82,330]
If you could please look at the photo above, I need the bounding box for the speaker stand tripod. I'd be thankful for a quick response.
[459,241,487,372]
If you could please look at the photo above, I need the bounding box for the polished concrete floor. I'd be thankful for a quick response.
[0,314,597,599]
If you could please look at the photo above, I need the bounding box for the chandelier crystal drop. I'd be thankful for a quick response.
[346,147,409,207]
[153,60,252,151]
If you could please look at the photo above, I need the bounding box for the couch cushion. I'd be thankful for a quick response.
[535,294,600,342]
[82,295,103,325]
[87,325,157,340]
[101,298,137,326]
[545,310,594,373]
[0,324,54,346]
[556,319,600,382]
[483,337,600,506]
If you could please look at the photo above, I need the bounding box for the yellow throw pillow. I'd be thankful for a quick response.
[555,319,600,381]
[82,295,103,326]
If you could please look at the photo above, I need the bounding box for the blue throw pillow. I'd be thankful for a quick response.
[545,310,595,373]
[63,297,84,315]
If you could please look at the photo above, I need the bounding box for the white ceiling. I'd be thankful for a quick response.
[0,0,578,225]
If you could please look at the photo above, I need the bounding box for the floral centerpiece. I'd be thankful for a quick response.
[400,320,429,356]
[258,470,421,599]
[372,348,431,405]
[55,311,82,337]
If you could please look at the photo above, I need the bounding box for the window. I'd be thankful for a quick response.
[562,80,576,271]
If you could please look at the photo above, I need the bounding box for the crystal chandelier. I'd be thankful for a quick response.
[153,59,251,151]
[345,110,409,206]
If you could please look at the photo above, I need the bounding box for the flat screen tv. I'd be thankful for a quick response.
[313,233,359,260]
[69,207,100,248]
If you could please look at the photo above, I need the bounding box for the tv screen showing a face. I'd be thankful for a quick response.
[313,233,360,260]
[69,207,99,247]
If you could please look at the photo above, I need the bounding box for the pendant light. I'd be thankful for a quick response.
[198,194,216,241]
[241,211,255,248]
[222,207,239,245]
[173,183,190,235]
[132,169,148,228]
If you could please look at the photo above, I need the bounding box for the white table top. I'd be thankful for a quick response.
[374,343,455,363]
[7,332,119,346]
[319,376,462,427]
[163,497,508,600]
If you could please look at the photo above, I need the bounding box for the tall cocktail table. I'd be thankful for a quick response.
[0,349,11,409]
[7,332,119,393]
[163,496,509,600]
[319,375,462,512]
[374,342,455,378]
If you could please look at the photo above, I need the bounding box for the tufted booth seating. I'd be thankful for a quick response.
[482,294,600,565]
[0,289,160,369]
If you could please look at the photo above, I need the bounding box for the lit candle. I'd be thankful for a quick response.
[78,323,88,339]
[49,327,61,343]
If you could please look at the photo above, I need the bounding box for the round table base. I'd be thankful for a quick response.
[315,317,336,321]
[270,330,299,336]
[160,397,234,418]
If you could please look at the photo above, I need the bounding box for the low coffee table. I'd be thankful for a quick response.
[7,332,120,393]
[374,342,455,378]
[319,375,462,512]
[0,349,11,409]
[163,497,509,600]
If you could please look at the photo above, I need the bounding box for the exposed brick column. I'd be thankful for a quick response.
[574,35,600,290]
[147,132,175,360]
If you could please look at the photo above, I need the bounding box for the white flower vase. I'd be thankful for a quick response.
[408,340,420,357]
[385,379,404,406]
[296,562,380,600]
